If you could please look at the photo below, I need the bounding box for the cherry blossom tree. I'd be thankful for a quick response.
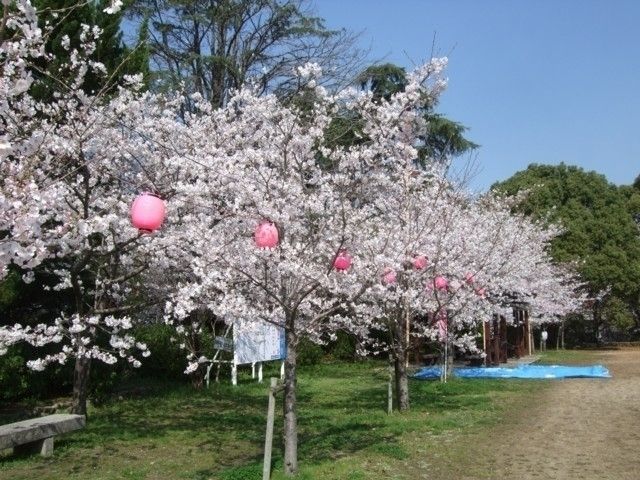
[1,3,586,473]
[159,58,451,474]
[349,177,586,408]
[1,0,58,279]
[163,85,369,475]
[0,0,183,415]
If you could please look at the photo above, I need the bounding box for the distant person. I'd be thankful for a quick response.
[541,329,548,351]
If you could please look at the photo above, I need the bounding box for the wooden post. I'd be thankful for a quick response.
[483,321,490,365]
[526,310,533,356]
[258,362,263,383]
[232,362,238,386]
[215,362,221,383]
[405,307,410,368]
[443,338,448,383]
[522,310,529,356]
[481,321,486,365]
[252,362,256,379]
[263,378,278,480]
[205,363,213,389]
[499,316,508,363]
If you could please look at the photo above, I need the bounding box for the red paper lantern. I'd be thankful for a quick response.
[254,222,279,248]
[382,268,397,285]
[434,276,448,291]
[131,193,166,233]
[334,250,352,271]
[413,255,428,270]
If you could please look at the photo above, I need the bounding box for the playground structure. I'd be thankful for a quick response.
[483,303,533,365]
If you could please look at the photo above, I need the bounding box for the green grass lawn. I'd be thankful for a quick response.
[536,348,604,365]
[0,360,548,480]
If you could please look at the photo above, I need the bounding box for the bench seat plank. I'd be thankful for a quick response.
[0,414,85,451]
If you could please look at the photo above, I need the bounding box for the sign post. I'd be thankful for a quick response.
[263,377,284,480]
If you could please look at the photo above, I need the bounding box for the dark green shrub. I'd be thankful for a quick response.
[131,323,187,381]
[219,464,262,480]
[326,330,357,360]
[297,337,324,365]
[0,345,72,401]
[0,348,30,400]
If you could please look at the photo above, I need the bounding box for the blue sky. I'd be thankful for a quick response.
[315,0,640,191]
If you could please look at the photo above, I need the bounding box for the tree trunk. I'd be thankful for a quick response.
[189,327,205,388]
[71,356,91,416]
[446,340,454,379]
[593,302,600,344]
[392,313,410,412]
[211,22,228,108]
[394,353,409,411]
[283,320,298,476]
[387,353,394,414]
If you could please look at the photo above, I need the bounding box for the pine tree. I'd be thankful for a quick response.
[353,63,478,166]
[32,0,148,99]
[126,16,151,89]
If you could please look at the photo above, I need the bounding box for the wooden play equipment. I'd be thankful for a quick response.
[483,303,532,365]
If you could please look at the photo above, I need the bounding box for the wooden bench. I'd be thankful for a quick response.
[421,353,440,365]
[0,414,85,457]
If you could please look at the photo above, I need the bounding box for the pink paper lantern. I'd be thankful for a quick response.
[434,276,448,291]
[475,287,486,297]
[413,255,428,270]
[131,193,166,233]
[254,222,279,248]
[465,272,475,284]
[382,268,397,285]
[334,250,352,271]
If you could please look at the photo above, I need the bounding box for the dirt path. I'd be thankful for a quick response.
[412,349,640,480]
[427,348,640,480]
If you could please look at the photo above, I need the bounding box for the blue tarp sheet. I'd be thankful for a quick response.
[413,364,611,380]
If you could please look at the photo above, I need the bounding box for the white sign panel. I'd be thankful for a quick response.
[233,319,286,365]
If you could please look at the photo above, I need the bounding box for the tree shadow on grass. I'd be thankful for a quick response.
[298,419,395,463]
[297,384,389,413]
[9,385,271,463]
[1,365,519,475]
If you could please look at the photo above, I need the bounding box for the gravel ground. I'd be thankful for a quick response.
[425,347,640,480]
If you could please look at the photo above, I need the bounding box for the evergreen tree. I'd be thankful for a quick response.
[32,0,148,98]
[493,163,640,339]
[622,173,640,228]
[357,63,478,165]
[128,15,151,88]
